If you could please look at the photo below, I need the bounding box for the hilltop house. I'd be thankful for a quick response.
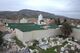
[20,18,28,23]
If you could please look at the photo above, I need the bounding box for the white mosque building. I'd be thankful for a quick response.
[37,14,46,25]
[38,14,43,24]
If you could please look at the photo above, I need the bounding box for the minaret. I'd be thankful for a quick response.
[38,14,43,25]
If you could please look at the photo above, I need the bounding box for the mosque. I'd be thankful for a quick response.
[6,14,80,46]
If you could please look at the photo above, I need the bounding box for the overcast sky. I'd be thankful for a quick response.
[0,0,80,19]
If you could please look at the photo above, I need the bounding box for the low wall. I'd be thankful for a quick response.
[72,28,80,40]
[23,28,61,42]
[15,29,24,42]
[15,28,80,43]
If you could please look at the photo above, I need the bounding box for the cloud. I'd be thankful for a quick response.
[0,0,80,18]
[0,0,79,11]
[23,0,70,11]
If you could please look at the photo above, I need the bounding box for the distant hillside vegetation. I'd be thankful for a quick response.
[0,9,57,19]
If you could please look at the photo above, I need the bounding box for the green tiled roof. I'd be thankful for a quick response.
[8,23,44,32]
[8,23,58,32]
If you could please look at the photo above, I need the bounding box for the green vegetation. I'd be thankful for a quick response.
[63,41,68,45]
[28,46,36,50]
[41,42,68,53]
[13,36,25,48]
[60,22,73,39]
[28,40,39,50]
[28,46,58,53]
[0,31,4,46]
[0,9,56,19]
[40,48,57,53]
[56,18,61,25]
[33,40,39,46]
[39,45,63,53]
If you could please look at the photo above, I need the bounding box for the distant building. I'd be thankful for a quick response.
[20,18,28,23]
[38,14,43,25]
[37,14,47,25]
[2,19,19,23]
[28,18,37,24]
[46,18,55,25]
[0,22,7,32]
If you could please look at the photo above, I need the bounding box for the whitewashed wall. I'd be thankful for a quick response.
[15,28,61,42]
[20,18,28,23]
[15,29,24,42]
[23,28,61,42]
[71,28,80,40]
[15,28,80,43]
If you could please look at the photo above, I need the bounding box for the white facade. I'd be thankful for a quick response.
[71,28,80,40]
[77,25,80,28]
[15,29,24,42]
[20,18,28,23]
[37,14,43,25]
[14,28,80,43]
[15,28,61,43]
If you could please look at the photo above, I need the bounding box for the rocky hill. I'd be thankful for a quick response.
[0,9,57,19]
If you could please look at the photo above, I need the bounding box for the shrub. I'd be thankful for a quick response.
[13,36,25,48]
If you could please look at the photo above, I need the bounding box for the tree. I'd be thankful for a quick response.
[0,31,3,46]
[28,40,39,50]
[60,22,73,39]
[33,40,39,46]
[13,36,25,48]
[55,18,61,25]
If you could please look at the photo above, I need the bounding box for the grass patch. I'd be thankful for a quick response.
[40,47,57,53]
[13,36,25,48]
[28,46,36,50]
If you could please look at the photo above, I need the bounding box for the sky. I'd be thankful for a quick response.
[0,0,80,19]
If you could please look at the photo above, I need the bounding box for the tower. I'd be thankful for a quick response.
[38,14,43,25]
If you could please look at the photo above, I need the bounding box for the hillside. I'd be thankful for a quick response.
[0,9,56,19]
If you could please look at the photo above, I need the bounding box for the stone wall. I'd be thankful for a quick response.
[71,28,80,40]
[15,29,24,42]
[15,28,61,42]
[23,28,61,42]
[15,28,80,43]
